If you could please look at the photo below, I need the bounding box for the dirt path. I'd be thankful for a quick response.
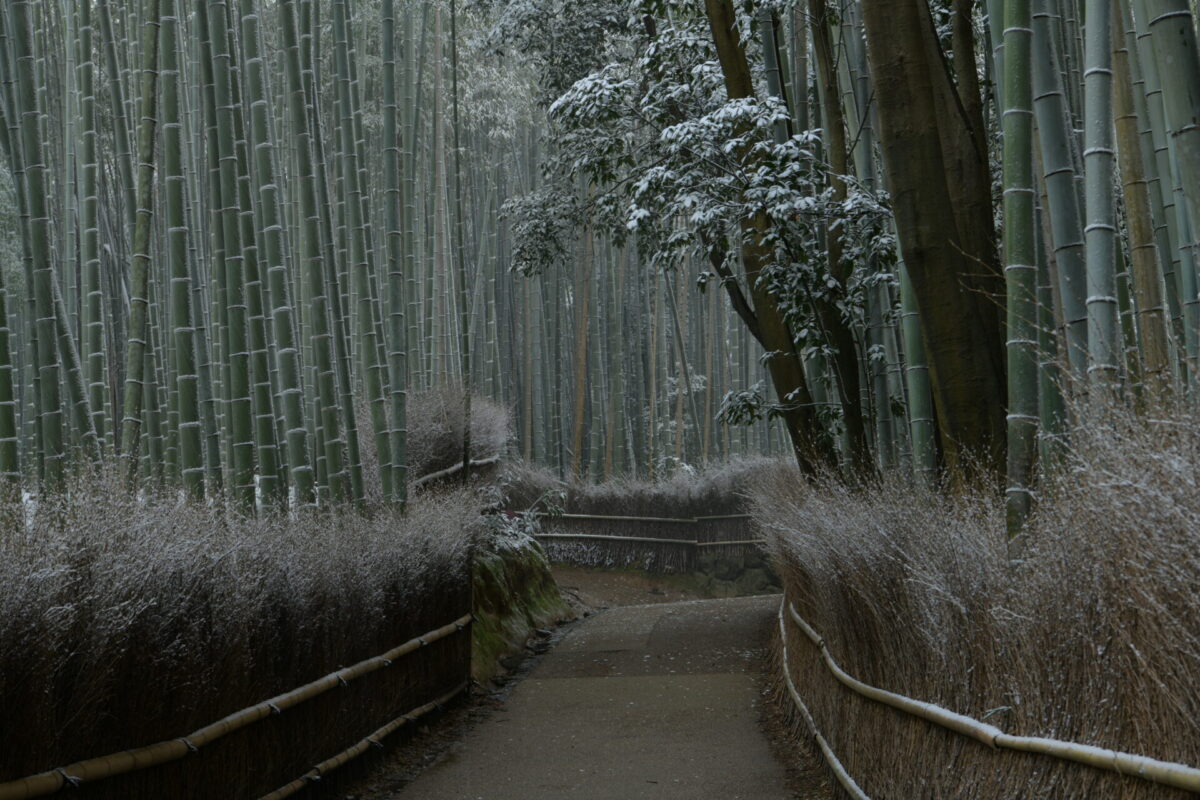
[393,595,812,799]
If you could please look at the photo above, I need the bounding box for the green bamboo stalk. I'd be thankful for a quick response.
[224,8,281,507]
[1141,1,1200,219]
[240,0,313,505]
[1032,0,1089,379]
[1036,209,1067,468]
[280,0,347,502]
[333,0,392,500]
[117,0,163,484]
[403,2,426,395]
[77,0,109,454]
[899,263,934,486]
[142,281,166,487]
[1004,0,1038,532]
[1119,0,1186,366]
[1113,9,1172,386]
[97,0,136,241]
[1084,0,1120,386]
[54,277,101,462]
[19,6,50,474]
[450,0,472,481]
[195,0,231,492]
[160,0,201,497]
[205,0,255,509]
[382,0,407,507]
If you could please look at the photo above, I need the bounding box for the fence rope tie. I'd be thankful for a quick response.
[776,599,870,799]
[0,614,473,800]
[784,599,1200,794]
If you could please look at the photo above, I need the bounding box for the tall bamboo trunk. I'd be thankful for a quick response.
[116,0,162,487]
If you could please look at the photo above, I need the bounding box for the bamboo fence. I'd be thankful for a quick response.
[525,512,766,573]
[779,598,1200,796]
[0,615,473,800]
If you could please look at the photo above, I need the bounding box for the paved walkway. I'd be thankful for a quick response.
[399,595,795,799]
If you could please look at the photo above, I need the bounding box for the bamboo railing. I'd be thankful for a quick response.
[775,599,869,800]
[780,599,1200,796]
[411,454,503,487]
[526,511,765,573]
[258,682,469,799]
[0,614,473,800]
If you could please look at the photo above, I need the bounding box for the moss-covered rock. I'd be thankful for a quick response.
[471,522,571,684]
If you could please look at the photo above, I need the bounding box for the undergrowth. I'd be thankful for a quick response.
[501,456,773,517]
[756,397,1200,798]
[0,387,509,797]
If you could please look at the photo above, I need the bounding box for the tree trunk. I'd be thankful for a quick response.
[704,0,835,475]
[860,0,1007,480]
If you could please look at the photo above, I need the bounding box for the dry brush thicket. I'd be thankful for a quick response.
[756,399,1200,798]
[356,387,510,503]
[405,386,510,477]
[0,389,511,797]
[0,481,476,797]
[502,457,772,517]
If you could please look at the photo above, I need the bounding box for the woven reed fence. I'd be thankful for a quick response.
[776,597,1200,798]
[527,512,764,573]
[0,610,472,800]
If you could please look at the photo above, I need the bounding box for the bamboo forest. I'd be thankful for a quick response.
[1,1,1198,799]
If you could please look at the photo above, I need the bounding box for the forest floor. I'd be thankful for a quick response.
[332,570,829,800]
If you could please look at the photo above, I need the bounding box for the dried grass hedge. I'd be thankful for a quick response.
[501,459,771,572]
[756,399,1200,798]
[500,457,773,518]
[406,387,510,477]
[562,457,771,518]
[352,387,509,505]
[0,477,477,799]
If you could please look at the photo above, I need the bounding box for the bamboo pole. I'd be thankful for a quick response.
[783,600,1200,794]
[0,614,472,800]
[1003,0,1038,533]
[776,599,870,800]
[1083,0,1120,386]
[115,0,162,485]
[258,682,470,800]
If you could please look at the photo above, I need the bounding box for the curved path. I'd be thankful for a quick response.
[399,595,800,799]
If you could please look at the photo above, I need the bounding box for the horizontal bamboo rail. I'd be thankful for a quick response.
[776,599,870,800]
[534,532,766,547]
[258,681,470,800]
[0,614,473,800]
[412,454,502,487]
[784,600,1200,795]
[518,511,753,524]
